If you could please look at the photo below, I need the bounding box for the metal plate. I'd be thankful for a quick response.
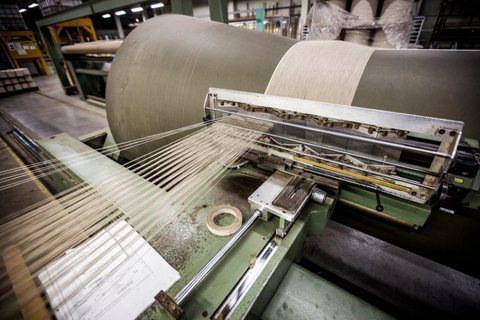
[249,171,304,222]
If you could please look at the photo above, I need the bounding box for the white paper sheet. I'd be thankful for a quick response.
[39,220,180,320]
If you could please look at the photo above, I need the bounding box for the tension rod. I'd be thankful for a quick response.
[174,209,263,305]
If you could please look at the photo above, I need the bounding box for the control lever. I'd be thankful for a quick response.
[376,189,384,212]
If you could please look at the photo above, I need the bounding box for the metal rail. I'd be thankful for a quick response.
[205,107,452,159]
[0,111,43,155]
[218,120,440,177]
[257,141,436,191]
[174,209,262,305]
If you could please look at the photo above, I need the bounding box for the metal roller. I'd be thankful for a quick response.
[61,41,123,54]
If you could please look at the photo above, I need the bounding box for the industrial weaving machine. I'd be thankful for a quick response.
[1,14,480,320]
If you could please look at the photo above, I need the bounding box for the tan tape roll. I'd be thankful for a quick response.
[206,205,243,236]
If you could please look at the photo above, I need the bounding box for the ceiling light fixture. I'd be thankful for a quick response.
[131,7,143,12]
[102,14,111,18]
[115,10,126,16]
[19,8,27,13]
[28,3,39,8]
[151,3,164,9]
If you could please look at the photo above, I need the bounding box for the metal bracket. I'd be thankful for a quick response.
[155,290,183,319]
[249,171,315,222]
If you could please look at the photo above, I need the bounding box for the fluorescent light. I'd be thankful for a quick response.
[28,3,38,8]
[131,7,143,12]
[19,8,27,13]
[115,10,126,16]
[151,3,164,9]
[102,14,111,18]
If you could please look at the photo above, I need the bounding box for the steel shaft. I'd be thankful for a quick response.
[174,209,262,305]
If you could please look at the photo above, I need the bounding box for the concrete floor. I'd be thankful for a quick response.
[0,75,108,218]
[0,76,107,140]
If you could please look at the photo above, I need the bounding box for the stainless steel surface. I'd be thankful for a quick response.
[0,111,42,155]
[207,106,454,160]
[249,171,298,221]
[213,237,279,320]
[208,88,464,138]
[174,209,263,305]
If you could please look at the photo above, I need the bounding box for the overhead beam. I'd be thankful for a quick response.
[209,0,229,23]
[35,0,152,27]
[171,0,194,16]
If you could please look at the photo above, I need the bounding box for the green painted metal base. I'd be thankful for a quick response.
[262,263,395,320]
[38,133,337,320]
[339,185,431,227]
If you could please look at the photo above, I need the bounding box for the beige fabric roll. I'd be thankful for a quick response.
[61,41,123,54]
[265,41,375,106]
[327,0,347,10]
[344,0,379,46]
[106,15,296,160]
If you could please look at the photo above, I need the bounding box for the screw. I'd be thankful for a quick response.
[439,129,446,135]
[202,311,208,317]
[450,131,457,136]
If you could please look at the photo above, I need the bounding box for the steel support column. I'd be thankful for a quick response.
[171,0,194,16]
[38,27,74,94]
[209,0,229,23]
[114,14,125,39]
[300,0,310,22]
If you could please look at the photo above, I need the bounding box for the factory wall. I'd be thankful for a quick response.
[192,0,302,19]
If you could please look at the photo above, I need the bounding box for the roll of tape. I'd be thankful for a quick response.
[206,205,243,236]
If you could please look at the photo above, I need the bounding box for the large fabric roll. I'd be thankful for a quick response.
[266,41,374,105]
[267,40,480,141]
[107,15,480,160]
[352,49,480,141]
[106,15,296,159]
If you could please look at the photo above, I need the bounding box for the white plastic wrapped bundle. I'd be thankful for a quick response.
[373,0,414,49]
[307,1,355,40]
[308,0,414,48]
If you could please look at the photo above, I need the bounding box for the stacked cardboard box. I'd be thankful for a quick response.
[0,68,37,94]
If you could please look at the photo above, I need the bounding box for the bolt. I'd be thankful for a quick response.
[439,129,446,135]
[202,311,208,317]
